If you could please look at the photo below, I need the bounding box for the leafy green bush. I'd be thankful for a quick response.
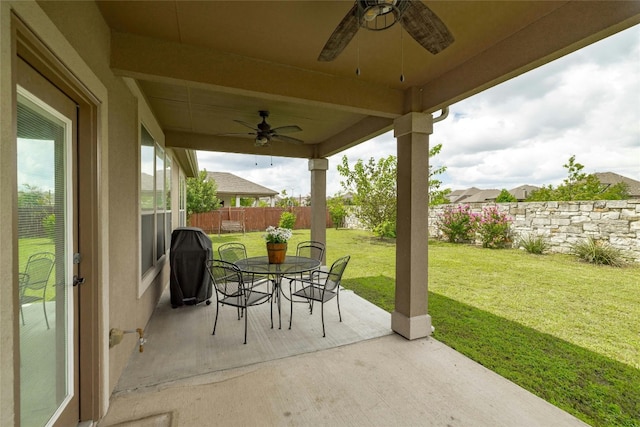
[571,237,626,267]
[373,220,396,238]
[186,170,220,218]
[278,211,296,229]
[437,205,477,243]
[327,197,347,229]
[42,214,55,240]
[518,233,549,255]
[496,189,517,202]
[476,206,513,248]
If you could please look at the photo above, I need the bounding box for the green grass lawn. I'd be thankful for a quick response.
[211,228,640,427]
[19,238,56,301]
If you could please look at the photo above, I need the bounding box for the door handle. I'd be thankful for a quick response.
[73,275,85,287]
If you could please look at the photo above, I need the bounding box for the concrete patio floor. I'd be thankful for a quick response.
[99,286,588,426]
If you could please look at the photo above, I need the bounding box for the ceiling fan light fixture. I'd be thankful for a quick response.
[363,0,397,21]
[255,135,269,146]
[363,5,383,22]
[359,0,403,31]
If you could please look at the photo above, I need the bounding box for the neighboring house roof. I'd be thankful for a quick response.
[448,187,481,203]
[509,185,540,201]
[594,172,640,198]
[206,172,278,197]
[336,192,356,203]
[463,189,501,203]
[442,172,639,204]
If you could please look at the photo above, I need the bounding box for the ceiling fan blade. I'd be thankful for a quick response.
[233,119,259,131]
[217,132,256,137]
[400,1,454,55]
[273,134,304,144]
[318,4,361,62]
[270,125,302,134]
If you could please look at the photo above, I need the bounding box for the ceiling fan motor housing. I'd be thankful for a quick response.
[256,110,272,144]
[358,0,409,30]
[225,110,303,146]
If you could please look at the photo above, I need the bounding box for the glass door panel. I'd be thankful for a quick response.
[17,87,75,426]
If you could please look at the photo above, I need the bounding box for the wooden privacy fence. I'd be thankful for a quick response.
[189,207,334,234]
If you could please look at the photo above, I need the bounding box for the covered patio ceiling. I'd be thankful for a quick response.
[96,1,640,160]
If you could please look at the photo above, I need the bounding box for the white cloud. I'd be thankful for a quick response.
[198,24,640,197]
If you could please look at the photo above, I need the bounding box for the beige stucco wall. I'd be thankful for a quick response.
[0,2,19,425]
[1,1,184,422]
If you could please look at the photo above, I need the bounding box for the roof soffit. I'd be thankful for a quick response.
[97,1,640,158]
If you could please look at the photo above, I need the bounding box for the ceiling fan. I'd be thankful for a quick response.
[318,0,454,62]
[222,111,304,146]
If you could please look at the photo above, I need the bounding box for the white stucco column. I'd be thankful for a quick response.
[392,112,433,340]
[309,158,328,264]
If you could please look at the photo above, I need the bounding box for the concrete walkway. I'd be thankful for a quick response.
[99,287,588,426]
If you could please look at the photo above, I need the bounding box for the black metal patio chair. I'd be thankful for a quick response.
[288,255,350,337]
[218,242,267,288]
[206,259,272,344]
[19,252,55,329]
[295,240,325,263]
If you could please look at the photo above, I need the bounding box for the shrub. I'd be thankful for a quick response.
[327,197,347,229]
[373,220,396,238]
[42,213,56,240]
[518,233,549,254]
[476,206,513,248]
[437,205,477,243]
[278,211,296,229]
[571,237,626,267]
[496,189,517,203]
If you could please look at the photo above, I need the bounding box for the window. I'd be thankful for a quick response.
[155,146,165,261]
[179,172,186,227]
[140,125,171,277]
[165,155,172,252]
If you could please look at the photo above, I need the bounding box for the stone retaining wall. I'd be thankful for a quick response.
[428,200,640,262]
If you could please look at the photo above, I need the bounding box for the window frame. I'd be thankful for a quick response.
[140,124,171,288]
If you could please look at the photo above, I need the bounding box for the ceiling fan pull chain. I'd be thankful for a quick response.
[356,6,361,77]
[400,24,405,83]
[355,40,361,76]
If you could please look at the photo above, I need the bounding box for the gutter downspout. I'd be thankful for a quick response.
[431,107,449,123]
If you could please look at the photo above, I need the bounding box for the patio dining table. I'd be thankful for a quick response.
[234,255,321,329]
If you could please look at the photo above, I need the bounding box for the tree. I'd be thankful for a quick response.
[327,195,348,229]
[337,145,448,236]
[526,155,629,201]
[337,155,397,236]
[555,155,588,201]
[598,181,629,200]
[496,189,517,202]
[231,197,254,207]
[526,184,555,201]
[276,189,299,207]
[429,188,452,206]
[186,170,220,218]
[18,184,51,208]
[429,143,449,206]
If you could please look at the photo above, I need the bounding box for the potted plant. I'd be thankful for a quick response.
[264,226,292,264]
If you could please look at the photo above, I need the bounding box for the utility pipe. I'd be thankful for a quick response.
[432,107,449,123]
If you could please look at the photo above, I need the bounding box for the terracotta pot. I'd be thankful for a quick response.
[266,242,287,264]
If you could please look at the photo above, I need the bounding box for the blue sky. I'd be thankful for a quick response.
[199,24,640,199]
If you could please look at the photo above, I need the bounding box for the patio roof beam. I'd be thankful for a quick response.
[109,31,404,118]
[165,130,314,158]
[314,116,394,159]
